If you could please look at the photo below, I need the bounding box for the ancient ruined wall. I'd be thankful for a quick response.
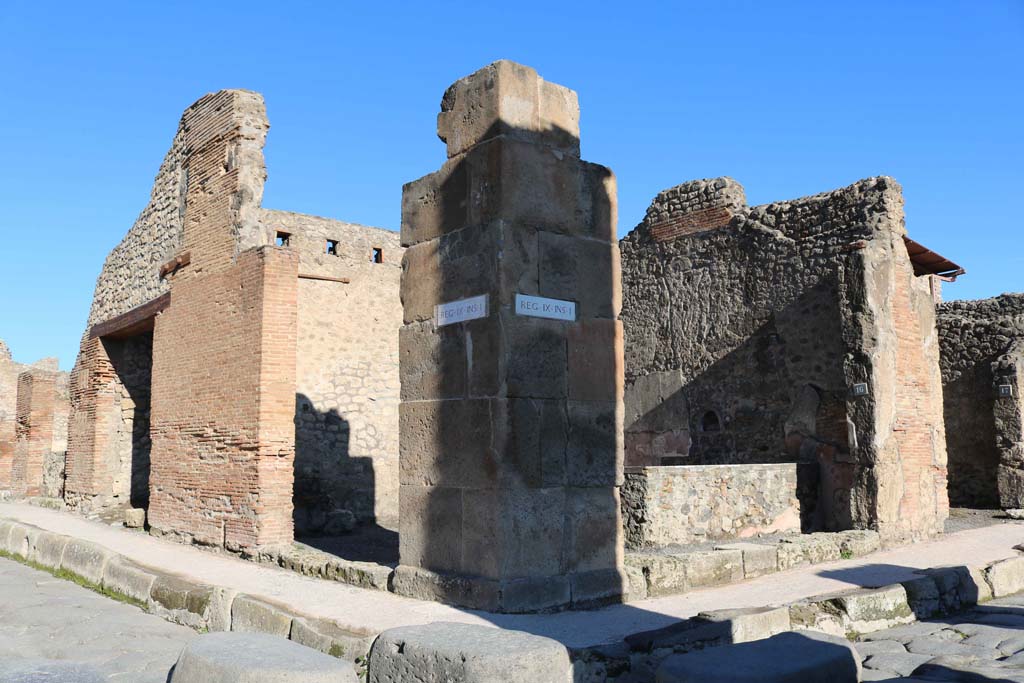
[849,216,948,541]
[937,294,1024,507]
[146,91,297,549]
[263,209,404,532]
[621,176,948,540]
[84,133,187,328]
[621,179,870,474]
[0,341,14,488]
[149,246,297,549]
[621,464,807,549]
[0,342,69,494]
[12,370,56,496]
[65,104,187,504]
[994,342,1024,507]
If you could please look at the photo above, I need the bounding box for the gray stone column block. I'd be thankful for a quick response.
[169,632,356,683]
[397,60,624,612]
[368,623,571,683]
[655,630,860,683]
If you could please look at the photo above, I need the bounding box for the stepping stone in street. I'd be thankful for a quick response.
[169,632,356,683]
[0,658,106,682]
[656,630,860,683]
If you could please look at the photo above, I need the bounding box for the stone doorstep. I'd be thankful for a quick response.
[0,518,374,664]
[626,529,882,600]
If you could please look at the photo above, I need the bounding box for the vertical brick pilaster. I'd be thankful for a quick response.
[12,370,57,496]
[149,246,297,549]
[65,336,119,502]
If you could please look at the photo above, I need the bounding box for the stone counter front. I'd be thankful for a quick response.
[622,463,805,550]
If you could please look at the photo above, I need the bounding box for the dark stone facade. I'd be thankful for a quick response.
[937,294,1024,508]
[621,176,948,541]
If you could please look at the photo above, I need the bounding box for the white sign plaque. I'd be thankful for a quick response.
[435,295,488,327]
[515,294,576,322]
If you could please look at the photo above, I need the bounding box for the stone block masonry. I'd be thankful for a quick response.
[396,60,624,612]
[621,176,949,543]
[937,294,1024,508]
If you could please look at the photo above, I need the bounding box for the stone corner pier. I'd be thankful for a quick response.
[395,60,625,612]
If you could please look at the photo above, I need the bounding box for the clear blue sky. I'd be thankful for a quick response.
[1,1,1021,369]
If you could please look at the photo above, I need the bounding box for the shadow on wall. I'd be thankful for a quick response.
[944,368,1000,509]
[625,286,854,532]
[293,393,398,564]
[103,331,153,509]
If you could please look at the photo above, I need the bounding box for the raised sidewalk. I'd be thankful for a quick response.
[1,502,1022,651]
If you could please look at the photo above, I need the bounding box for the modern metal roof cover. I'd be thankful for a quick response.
[903,236,965,280]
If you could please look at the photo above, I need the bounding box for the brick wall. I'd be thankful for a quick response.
[1,343,68,494]
[643,177,746,242]
[149,246,298,548]
[143,90,295,549]
[68,90,297,551]
[65,336,120,502]
[841,194,949,541]
[12,370,56,496]
[877,248,948,538]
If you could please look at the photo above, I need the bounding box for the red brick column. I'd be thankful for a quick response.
[148,246,298,549]
[0,418,13,490]
[12,370,57,496]
[64,336,120,503]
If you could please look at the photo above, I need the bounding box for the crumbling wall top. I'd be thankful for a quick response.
[937,292,1024,381]
[437,60,580,158]
[626,175,903,246]
[0,339,10,362]
[938,292,1024,319]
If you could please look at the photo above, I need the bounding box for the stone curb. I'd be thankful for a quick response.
[625,530,881,599]
[0,518,373,662]
[3,512,1024,682]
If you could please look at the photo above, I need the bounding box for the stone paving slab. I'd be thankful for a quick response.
[2,501,1024,650]
[0,557,193,682]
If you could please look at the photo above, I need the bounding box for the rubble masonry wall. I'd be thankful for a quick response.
[622,463,808,549]
[937,294,1024,507]
[620,176,948,541]
[265,209,404,533]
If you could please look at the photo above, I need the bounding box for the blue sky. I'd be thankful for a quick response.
[1,1,1021,369]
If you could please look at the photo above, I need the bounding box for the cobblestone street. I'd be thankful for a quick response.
[0,557,193,682]
[858,595,1024,682]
